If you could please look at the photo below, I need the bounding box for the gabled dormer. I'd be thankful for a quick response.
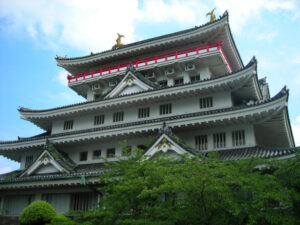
[20,141,76,177]
[105,65,157,99]
[144,123,196,159]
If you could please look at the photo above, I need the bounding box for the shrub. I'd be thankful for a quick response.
[46,214,75,225]
[19,200,56,225]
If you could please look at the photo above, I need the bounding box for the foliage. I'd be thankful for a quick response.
[72,148,300,225]
[19,200,56,225]
[46,214,75,225]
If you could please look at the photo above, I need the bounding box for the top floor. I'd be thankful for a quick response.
[68,41,233,100]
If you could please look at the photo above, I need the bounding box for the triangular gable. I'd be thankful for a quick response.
[105,71,154,99]
[20,150,72,177]
[144,133,195,159]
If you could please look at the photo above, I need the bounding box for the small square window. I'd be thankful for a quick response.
[138,107,150,118]
[159,80,168,88]
[64,120,73,130]
[79,152,88,161]
[93,150,102,159]
[106,148,115,158]
[94,115,104,125]
[174,78,183,85]
[113,112,124,122]
[160,104,172,115]
[190,75,200,82]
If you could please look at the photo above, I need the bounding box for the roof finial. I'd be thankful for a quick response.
[206,8,216,22]
[158,122,172,136]
[116,33,124,47]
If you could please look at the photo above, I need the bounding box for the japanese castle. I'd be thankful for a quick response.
[0,11,296,216]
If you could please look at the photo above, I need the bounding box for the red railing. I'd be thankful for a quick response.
[67,41,232,83]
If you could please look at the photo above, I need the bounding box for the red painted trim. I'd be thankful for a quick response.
[67,42,233,83]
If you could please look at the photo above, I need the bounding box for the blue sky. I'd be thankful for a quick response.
[0,0,300,174]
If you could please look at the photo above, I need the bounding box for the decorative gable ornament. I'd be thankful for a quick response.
[144,133,194,159]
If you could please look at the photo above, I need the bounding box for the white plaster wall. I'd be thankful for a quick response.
[59,124,256,164]
[51,91,233,135]
[178,124,256,150]
[34,164,59,174]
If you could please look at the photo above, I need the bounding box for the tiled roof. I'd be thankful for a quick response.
[1,85,288,145]
[0,146,297,185]
[203,146,298,160]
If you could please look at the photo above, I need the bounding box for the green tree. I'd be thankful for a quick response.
[74,148,299,225]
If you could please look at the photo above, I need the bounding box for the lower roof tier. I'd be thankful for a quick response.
[0,145,297,190]
[0,87,294,161]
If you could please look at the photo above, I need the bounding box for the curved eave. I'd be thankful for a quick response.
[19,61,257,130]
[1,89,288,152]
[56,12,243,72]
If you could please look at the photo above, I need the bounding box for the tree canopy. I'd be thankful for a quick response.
[73,148,300,225]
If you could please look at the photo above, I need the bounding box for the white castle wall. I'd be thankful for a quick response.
[51,91,232,135]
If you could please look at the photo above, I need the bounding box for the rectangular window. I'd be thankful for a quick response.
[190,75,200,82]
[159,80,168,88]
[195,135,208,150]
[122,146,132,156]
[92,150,102,159]
[232,130,246,146]
[79,152,88,161]
[174,78,183,85]
[25,156,33,168]
[213,133,226,148]
[113,112,124,122]
[160,103,172,115]
[200,97,213,108]
[63,120,73,130]
[70,192,98,211]
[106,148,115,158]
[94,115,104,125]
[138,107,150,118]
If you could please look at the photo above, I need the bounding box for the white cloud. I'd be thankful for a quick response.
[212,0,296,34]
[0,0,298,52]
[0,167,12,175]
[292,116,300,146]
[56,70,69,86]
[257,31,278,41]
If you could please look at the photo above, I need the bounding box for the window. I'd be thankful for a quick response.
[174,78,183,85]
[79,152,88,161]
[94,115,104,125]
[122,146,132,156]
[113,112,124,122]
[213,132,226,148]
[70,192,98,211]
[25,156,33,168]
[160,103,172,115]
[200,97,213,108]
[93,150,102,159]
[106,148,115,158]
[159,80,168,88]
[138,107,150,118]
[63,120,73,130]
[195,135,208,150]
[190,75,200,82]
[232,130,245,146]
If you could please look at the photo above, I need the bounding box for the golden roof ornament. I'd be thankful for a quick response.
[206,8,216,22]
[116,33,124,47]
